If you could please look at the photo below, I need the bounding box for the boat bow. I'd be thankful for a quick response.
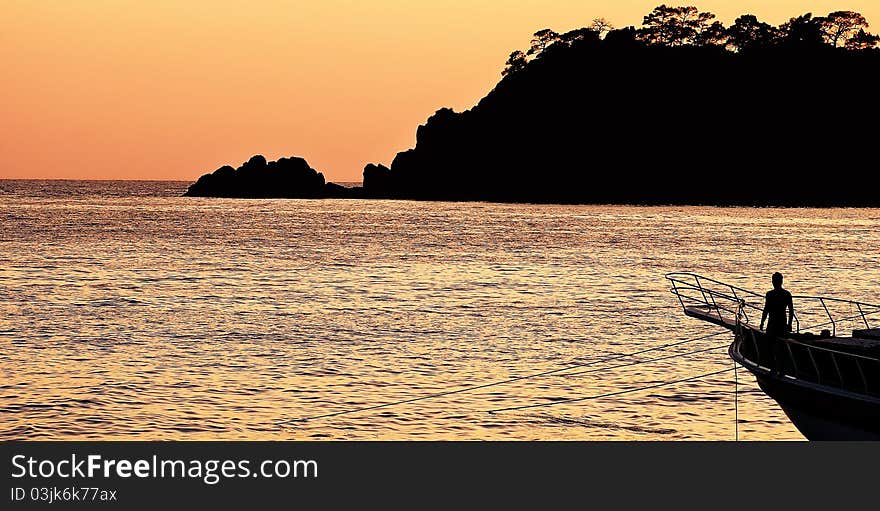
[666,272,880,440]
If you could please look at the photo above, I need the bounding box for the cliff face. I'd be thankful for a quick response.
[364,32,880,205]
[185,155,359,199]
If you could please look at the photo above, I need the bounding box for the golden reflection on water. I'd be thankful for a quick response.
[1,183,879,440]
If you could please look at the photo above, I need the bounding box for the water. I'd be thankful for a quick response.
[2,180,879,440]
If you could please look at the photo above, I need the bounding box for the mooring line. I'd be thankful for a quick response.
[554,343,728,377]
[279,330,728,424]
[485,367,735,414]
[734,360,739,441]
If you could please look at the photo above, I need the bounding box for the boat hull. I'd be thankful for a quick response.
[754,374,880,440]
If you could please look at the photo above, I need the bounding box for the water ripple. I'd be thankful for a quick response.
[2,181,878,439]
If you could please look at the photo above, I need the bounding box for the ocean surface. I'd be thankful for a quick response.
[2,179,879,440]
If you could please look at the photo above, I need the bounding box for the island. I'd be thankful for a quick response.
[185,6,879,206]
[185,154,362,199]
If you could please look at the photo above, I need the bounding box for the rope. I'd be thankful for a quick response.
[279,330,729,424]
[735,299,742,441]
[554,343,728,377]
[734,360,739,441]
[485,367,735,414]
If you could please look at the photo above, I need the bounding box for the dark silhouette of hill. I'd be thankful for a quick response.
[362,7,880,206]
[186,7,879,206]
[184,155,362,198]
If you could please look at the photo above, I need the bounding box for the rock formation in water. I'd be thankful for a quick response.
[186,7,880,206]
[362,163,393,198]
[360,9,880,206]
[184,155,361,198]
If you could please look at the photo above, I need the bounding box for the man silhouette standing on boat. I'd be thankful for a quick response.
[760,272,794,337]
[760,272,794,373]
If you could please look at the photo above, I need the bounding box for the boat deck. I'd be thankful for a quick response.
[683,305,735,329]
[684,305,880,354]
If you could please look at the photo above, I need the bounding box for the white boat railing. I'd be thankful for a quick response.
[666,272,880,336]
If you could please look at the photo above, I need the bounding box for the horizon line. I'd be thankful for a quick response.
[0,178,364,184]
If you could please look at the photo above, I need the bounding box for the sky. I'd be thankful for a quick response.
[3,1,878,182]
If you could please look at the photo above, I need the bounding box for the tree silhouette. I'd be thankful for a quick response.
[498,7,877,79]
[697,21,728,47]
[502,50,528,76]
[821,11,871,47]
[590,18,615,38]
[780,13,826,48]
[558,28,601,46]
[638,5,717,47]
[528,29,561,56]
[726,15,780,51]
[846,29,880,50]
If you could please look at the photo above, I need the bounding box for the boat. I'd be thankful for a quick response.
[666,272,880,440]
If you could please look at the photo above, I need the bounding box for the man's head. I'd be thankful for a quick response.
[772,272,783,289]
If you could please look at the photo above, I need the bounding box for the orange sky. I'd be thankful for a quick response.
[3,1,877,182]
